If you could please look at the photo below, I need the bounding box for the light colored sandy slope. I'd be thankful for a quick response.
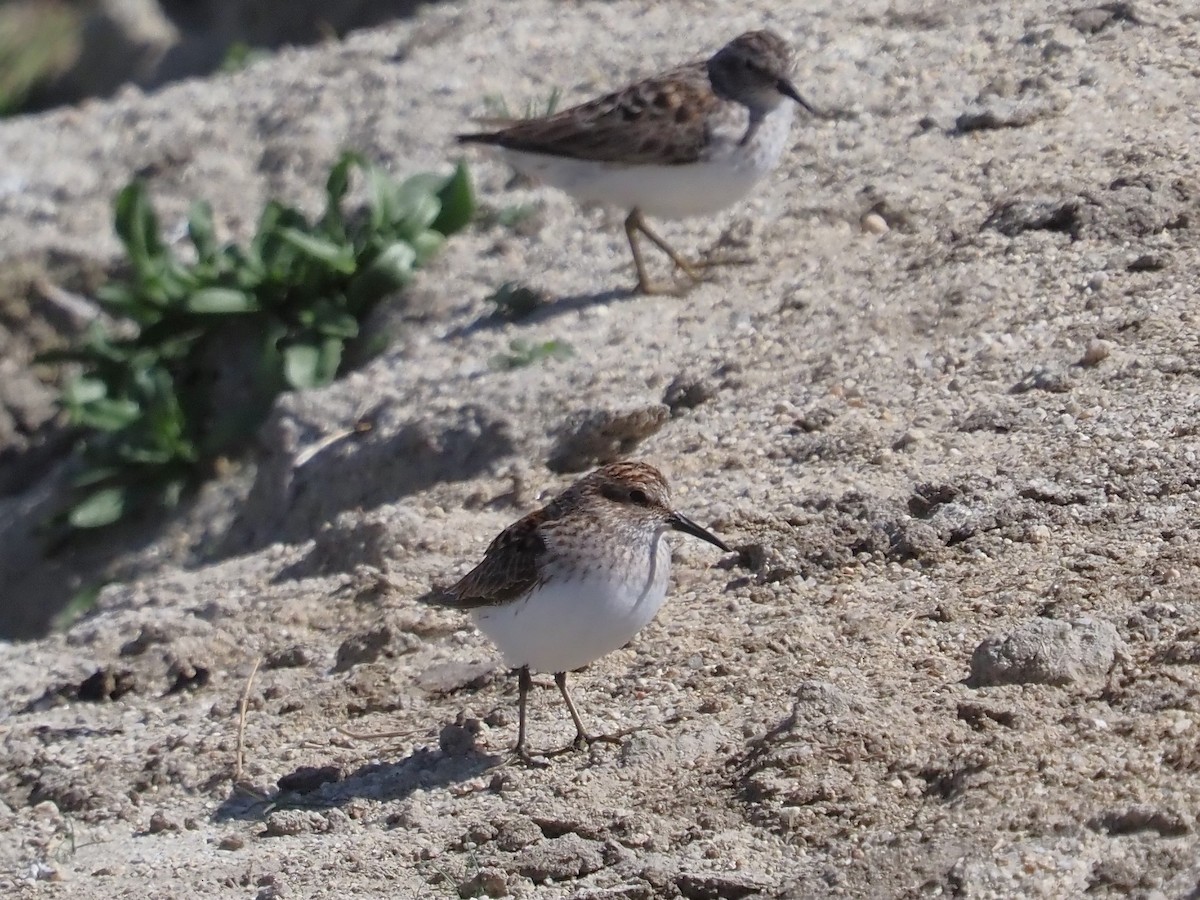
[2,0,1200,896]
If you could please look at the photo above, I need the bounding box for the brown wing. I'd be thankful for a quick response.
[420,507,554,610]
[458,63,718,166]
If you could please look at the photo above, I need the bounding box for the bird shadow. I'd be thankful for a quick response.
[442,285,634,342]
[211,744,502,823]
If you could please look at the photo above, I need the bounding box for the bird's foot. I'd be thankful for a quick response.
[696,249,754,270]
[505,743,551,768]
[541,728,634,758]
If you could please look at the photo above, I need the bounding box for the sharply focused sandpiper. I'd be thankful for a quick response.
[458,30,816,294]
[422,461,730,761]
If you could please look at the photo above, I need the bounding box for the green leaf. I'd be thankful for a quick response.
[398,173,446,198]
[253,200,285,250]
[283,336,344,390]
[394,177,442,233]
[346,241,415,309]
[158,258,201,300]
[321,153,362,242]
[312,308,359,339]
[64,376,107,406]
[188,200,217,263]
[95,282,144,317]
[364,166,401,234]
[73,397,142,432]
[68,486,128,528]
[72,466,125,488]
[325,151,362,209]
[185,287,259,313]
[282,342,322,390]
[432,162,475,235]
[278,228,356,273]
[317,336,343,384]
[410,230,446,266]
[113,181,163,268]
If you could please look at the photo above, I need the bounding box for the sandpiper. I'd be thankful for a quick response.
[458,30,816,294]
[422,461,730,761]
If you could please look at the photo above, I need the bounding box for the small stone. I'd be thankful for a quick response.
[119,624,170,657]
[263,809,330,837]
[165,660,211,694]
[1126,253,1167,272]
[1071,3,1142,33]
[1079,339,1113,367]
[264,645,313,669]
[439,714,483,756]
[77,668,137,702]
[675,870,775,899]
[548,404,669,473]
[495,815,543,852]
[861,212,889,235]
[1010,367,1073,394]
[333,625,393,672]
[277,765,343,795]
[1089,806,1189,837]
[416,661,497,695]
[457,866,508,898]
[662,375,714,414]
[218,834,246,851]
[514,833,606,881]
[30,862,61,882]
[969,617,1125,686]
[147,811,178,834]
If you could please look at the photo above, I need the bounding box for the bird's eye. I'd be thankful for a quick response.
[629,488,650,506]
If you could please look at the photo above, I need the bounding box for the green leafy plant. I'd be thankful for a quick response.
[218,41,270,74]
[489,338,574,371]
[42,152,475,530]
[50,582,106,632]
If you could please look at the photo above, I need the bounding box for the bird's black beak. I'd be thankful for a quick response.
[778,78,816,116]
[668,512,731,552]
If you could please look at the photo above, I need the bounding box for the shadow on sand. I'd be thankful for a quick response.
[213,743,503,823]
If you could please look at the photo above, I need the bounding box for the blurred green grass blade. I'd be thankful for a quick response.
[432,162,475,235]
[68,486,128,528]
[278,227,356,273]
[186,287,259,313]
[113,181,164,268]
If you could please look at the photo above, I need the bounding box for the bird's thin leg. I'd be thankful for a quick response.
[625,209,703,292]
[509,666,547,766]
[624,210,664,295]
[554,672,622,751]
[555,671,590,747]
[516,666,531,755]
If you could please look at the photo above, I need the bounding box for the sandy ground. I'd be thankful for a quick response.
[2,0,1200,896]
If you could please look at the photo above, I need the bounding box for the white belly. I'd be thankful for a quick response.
[472,536,672,673]
[499,103,794,220]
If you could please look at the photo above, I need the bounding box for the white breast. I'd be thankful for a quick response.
[499,103,795,221]
[472,535,673,674]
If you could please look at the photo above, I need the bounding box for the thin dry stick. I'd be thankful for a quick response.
[234,656,263,784]
[335,724,424,742]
